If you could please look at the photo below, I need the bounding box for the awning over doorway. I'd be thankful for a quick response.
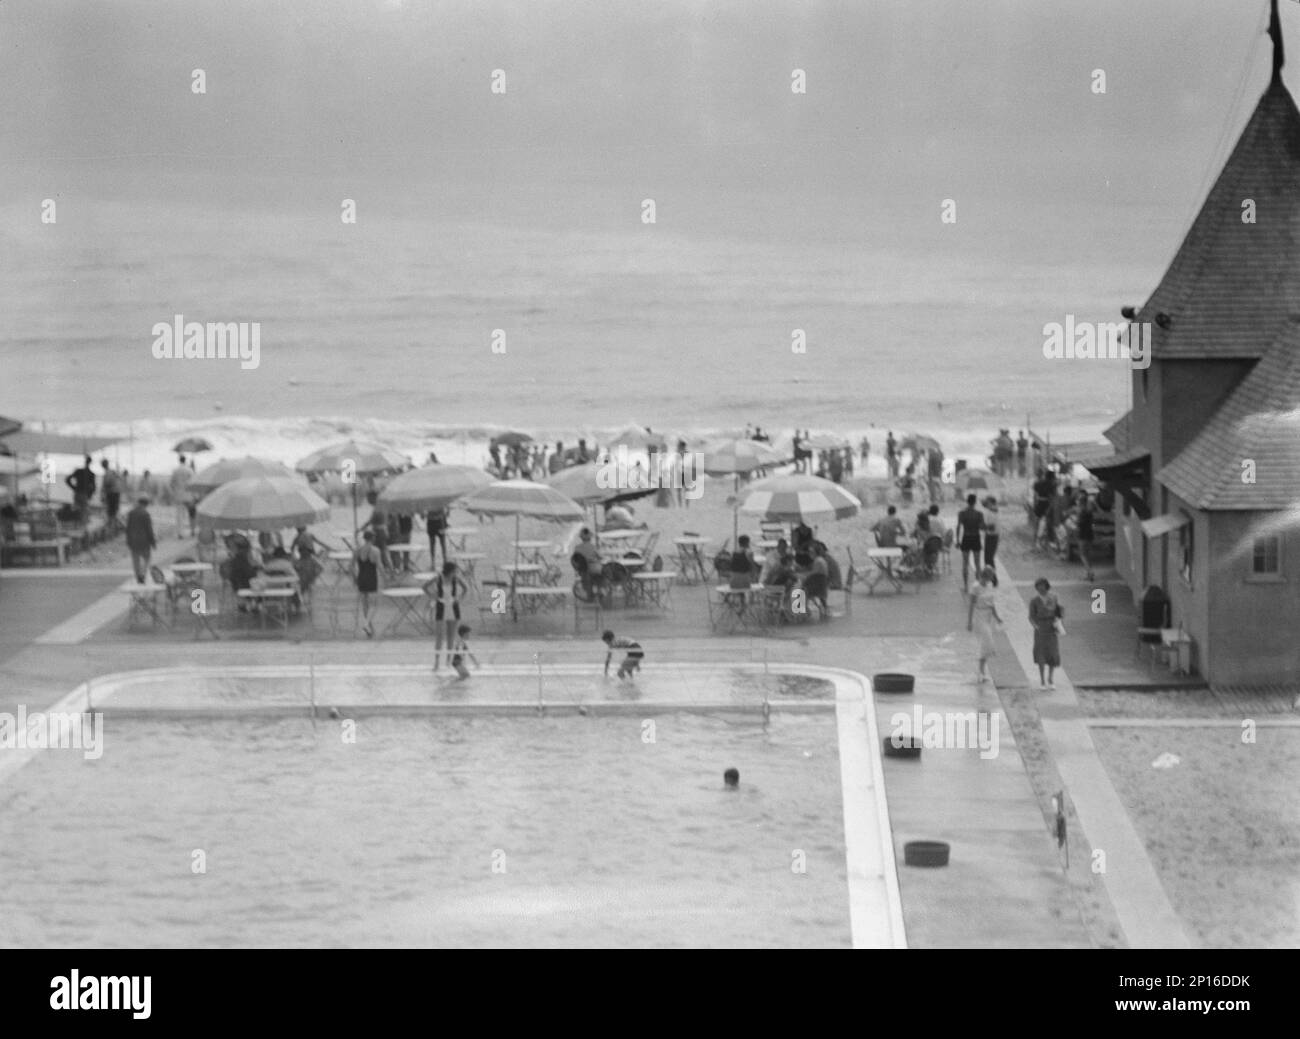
[1083,445,1153,520]
[1140,512,1192,538]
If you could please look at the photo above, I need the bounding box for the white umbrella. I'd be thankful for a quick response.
[190,457,298,497]
[196,476,330,533]
[459,480,585,618]
[296,439,411,537]
[377,464,493,514]
[702,438,789,544]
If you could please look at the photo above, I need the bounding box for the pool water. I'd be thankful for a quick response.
[0,707,849,948]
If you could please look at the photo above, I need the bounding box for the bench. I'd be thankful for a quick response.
[1,535,71,566]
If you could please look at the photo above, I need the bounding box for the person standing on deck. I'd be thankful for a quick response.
[859,436,870,467]
[168,457,193,537]
[927,447,944,503]
[1029,577,1063,690]
[428,560,469,670]
[124,497,156,583]
[65,456,96,525]
[956,494,985,592]
[981,497,1001,580]
[425,507,449,571]
[1016,430,1028,478]
[100,459,122,534]
[886,432,899,478]
[966,566,1002,685]
[354,531,382,637]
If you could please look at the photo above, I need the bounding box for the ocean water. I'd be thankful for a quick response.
[2,198,1149,472]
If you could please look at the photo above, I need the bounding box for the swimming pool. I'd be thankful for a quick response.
[0,665,903,948]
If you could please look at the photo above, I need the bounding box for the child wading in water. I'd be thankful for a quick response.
[602,629,644,680]
[449,624,479,680]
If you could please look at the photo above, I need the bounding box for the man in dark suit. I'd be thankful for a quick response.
[125,497,157,583]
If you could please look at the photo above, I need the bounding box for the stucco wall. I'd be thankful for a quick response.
[1203,510,1300,685]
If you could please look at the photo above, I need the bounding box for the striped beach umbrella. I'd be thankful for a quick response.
[460,480,585,617]
[294,439,410,477]
[703,438,789,543]
[297,439,412,536]
[377,464,493,513]
[739,474,861,524]
[196,476,330,533]
[190,457,297,497]
[545,462,658,506]
[460,479,585,522]
[701,438,786,476]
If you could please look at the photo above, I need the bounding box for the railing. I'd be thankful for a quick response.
[80,643,845,717]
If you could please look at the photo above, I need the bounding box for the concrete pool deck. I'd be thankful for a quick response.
[0,565,1097,948]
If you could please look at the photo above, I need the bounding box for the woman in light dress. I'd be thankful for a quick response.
[966,566,1003,684]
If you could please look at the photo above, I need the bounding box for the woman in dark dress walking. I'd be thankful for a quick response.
[1028,577,1063,690]
[354,531,382,637]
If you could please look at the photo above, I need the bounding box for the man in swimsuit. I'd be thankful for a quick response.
[602,629,643,680]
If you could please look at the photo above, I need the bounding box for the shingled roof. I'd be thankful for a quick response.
[1157,323,1300,508]
[1102,412,1132,451]
[1139,71,1300,360]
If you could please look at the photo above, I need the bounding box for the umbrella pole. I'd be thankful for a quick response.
[351,481,358,543]
[733,474,739,545]
[512,512,521,620]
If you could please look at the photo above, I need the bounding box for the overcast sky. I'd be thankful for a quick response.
[0,0,1289,241]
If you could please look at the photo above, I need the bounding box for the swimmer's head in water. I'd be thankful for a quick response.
[724,768,739,788]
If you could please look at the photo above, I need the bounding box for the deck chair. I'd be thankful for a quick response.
[149,565,182,616]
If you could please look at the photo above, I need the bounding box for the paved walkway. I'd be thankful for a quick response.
[990,557,1192,949]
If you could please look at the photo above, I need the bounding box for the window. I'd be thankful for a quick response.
[1178,515,1193,586]
[1252,535,1281,576]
